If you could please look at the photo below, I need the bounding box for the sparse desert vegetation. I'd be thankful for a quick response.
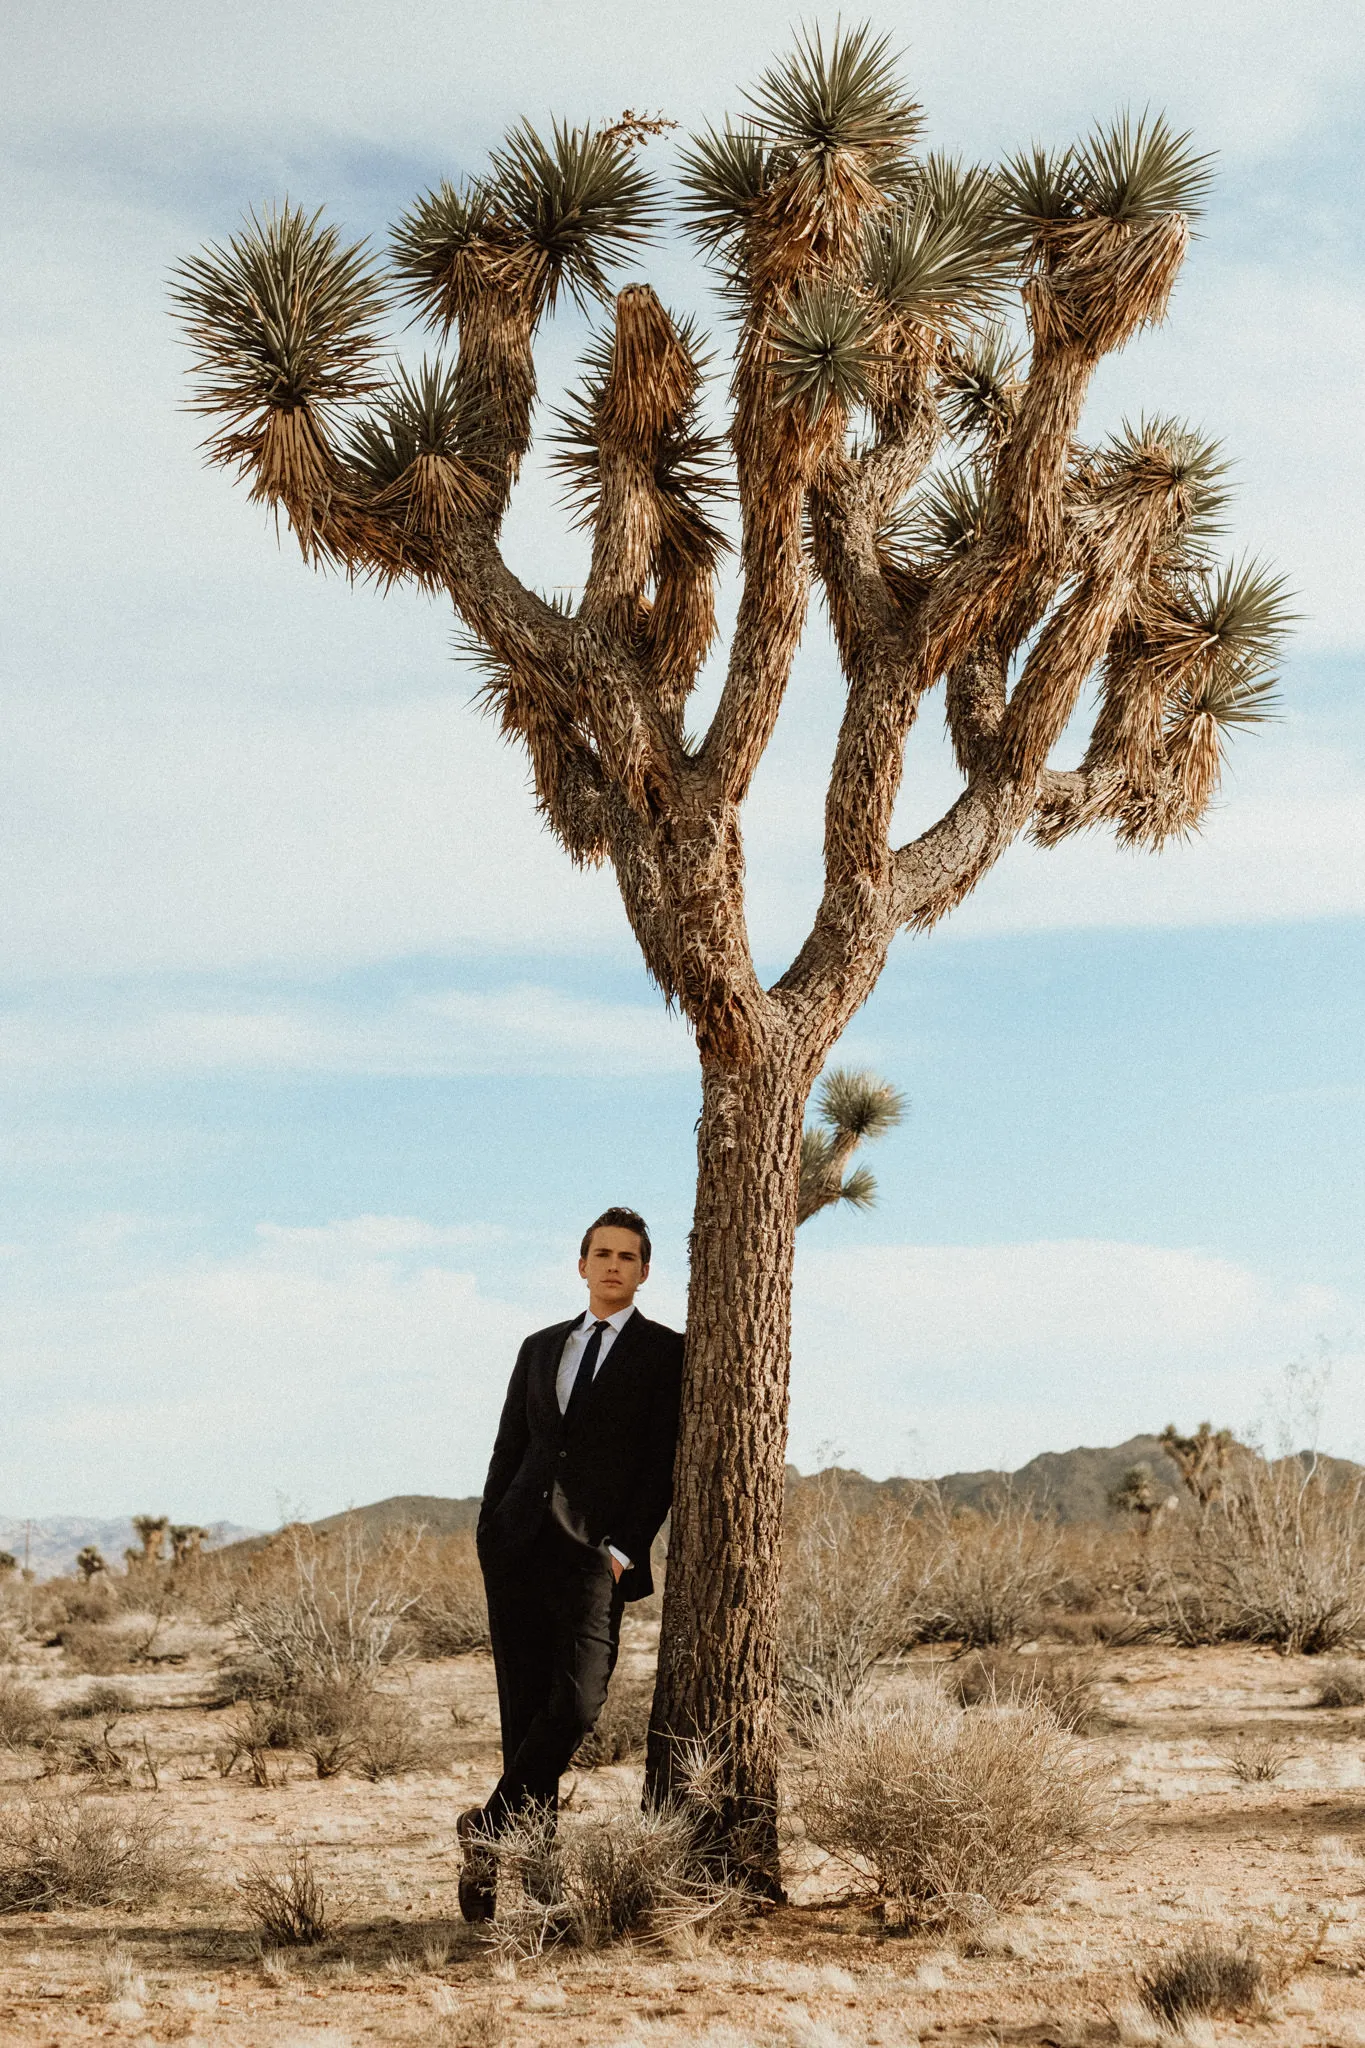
[0,1472,1362,2042]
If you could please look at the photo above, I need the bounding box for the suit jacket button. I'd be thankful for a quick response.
[558,1449,567,1459]
[541,1490,549,1499]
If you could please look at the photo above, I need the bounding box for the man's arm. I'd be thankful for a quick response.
[610,1335,684,1571]
[477,1340,534,1533]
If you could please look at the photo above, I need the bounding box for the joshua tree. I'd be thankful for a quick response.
[75,1545,107,1581]
[0,1552,16,1578]
[1109,1461,1161,1537]
[1160,1422,1237,1509]
[169,1525,209,1566]
[173,27,1290,1885]
[798,1067,906,1223]
[131,1515,169,1568]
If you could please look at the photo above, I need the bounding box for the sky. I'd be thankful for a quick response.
[1,0,1362,1527]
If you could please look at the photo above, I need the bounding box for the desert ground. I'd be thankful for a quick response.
[1,1618,1364,2048]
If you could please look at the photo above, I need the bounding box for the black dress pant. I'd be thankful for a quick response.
[478,1521,626,1832]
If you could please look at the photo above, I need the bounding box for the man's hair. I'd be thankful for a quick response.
[580,1207,651,1265]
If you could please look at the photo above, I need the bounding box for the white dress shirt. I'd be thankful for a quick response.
[554,1304,636,1412]
[556,1304,637,1571]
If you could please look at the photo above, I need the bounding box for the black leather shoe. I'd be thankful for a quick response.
[457,1807,496,1922]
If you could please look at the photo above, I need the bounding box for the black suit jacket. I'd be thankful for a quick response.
[475,1308,684,1600]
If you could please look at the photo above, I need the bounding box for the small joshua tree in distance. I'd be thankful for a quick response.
[75,1547,107,1582]
[130,1517,169,1570]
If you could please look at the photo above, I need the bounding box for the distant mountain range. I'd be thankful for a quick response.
[0,1516,259,1581]
[295,1435,1364,1539]
[294,1437,1196,1538]
[19,1434,1362,1576]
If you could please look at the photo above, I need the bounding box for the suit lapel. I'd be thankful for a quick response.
[533,1318,581,1425]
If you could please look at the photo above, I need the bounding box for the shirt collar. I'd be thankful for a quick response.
[580,1304,636,1335]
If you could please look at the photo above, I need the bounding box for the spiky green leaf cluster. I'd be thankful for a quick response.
[1096,415,1231,558]
[836,1165,878,1210]
[1074,112,1213,225]
[391,122,659,331]
[1182,556,1295,666]
[770,280,879,418]
[744,23,923,160]
[885,461,992,564]
[815,1067,907,1141]
[172,203,388,423]
[390,180,499,327]
[1181,655,1281,731]
[676,123,770,262]
[862,204,1014,328]
[997,145,1082,235]
[489,118,662,312]
[344,357,483,485]
[938,324,1024,442]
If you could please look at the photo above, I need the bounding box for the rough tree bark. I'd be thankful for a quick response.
[649,1053,808,1889]
[173,27,1290,1889]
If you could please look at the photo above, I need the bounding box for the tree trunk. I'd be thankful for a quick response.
[645,1050,807,1896]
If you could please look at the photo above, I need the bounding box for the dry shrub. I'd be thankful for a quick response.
[57,1622,137,1675]
[0,1794,186,1911]
[1219,1735,1298,1783]
[949,1649,1104,1733]
[227,1518,421,1690]
[918,1492,1065,1648]
[353,1693,428,1780]
[796,1690,1110,1924]
[219,1677,425,1781]
[408,1531,489,1657]
[574,1669,654,1768]
[781,1473,933,1711]
[65,1682,137,1722]
[237,1845,330,1944]
[0,1675,56,1751]
[486,1801,746,1961]
[1314,1659,1365,1709]
[1138,1935,1267,2023]
[1157,1457,1365,1654]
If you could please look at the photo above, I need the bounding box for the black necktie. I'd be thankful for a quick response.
[564,1319,609,1426]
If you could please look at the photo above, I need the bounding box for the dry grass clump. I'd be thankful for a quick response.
[1137,1934,1267,2023]
[218,1676,426,1781]
[407,1531,489,1657]
[57,1621,140,1675]
[919,1492,1066,1649]
[795,1690,1111,1925]
[0,1794,187,1912]
[237,1845,330,1945]
[949,1649,1104,1733]
[1218,1734,1298,1783]
[0,1674,56,1751]
[574,1669,654,1767]
[781,1472,933,1711]
[485,1801,747,1961]
[65,1682,137,1721]
[1313,1658,1365,1708]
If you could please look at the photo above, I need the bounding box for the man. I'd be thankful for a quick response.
[459,1206,683,1920]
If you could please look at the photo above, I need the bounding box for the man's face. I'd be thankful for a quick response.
[578,1227,649,1312]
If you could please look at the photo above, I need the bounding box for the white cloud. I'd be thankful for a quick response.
[789,1239,1362,1480]
[0,980,694,1079]
[2,1215,1357,1524]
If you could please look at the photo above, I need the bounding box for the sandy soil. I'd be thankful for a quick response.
[2,1629,1364,2047]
